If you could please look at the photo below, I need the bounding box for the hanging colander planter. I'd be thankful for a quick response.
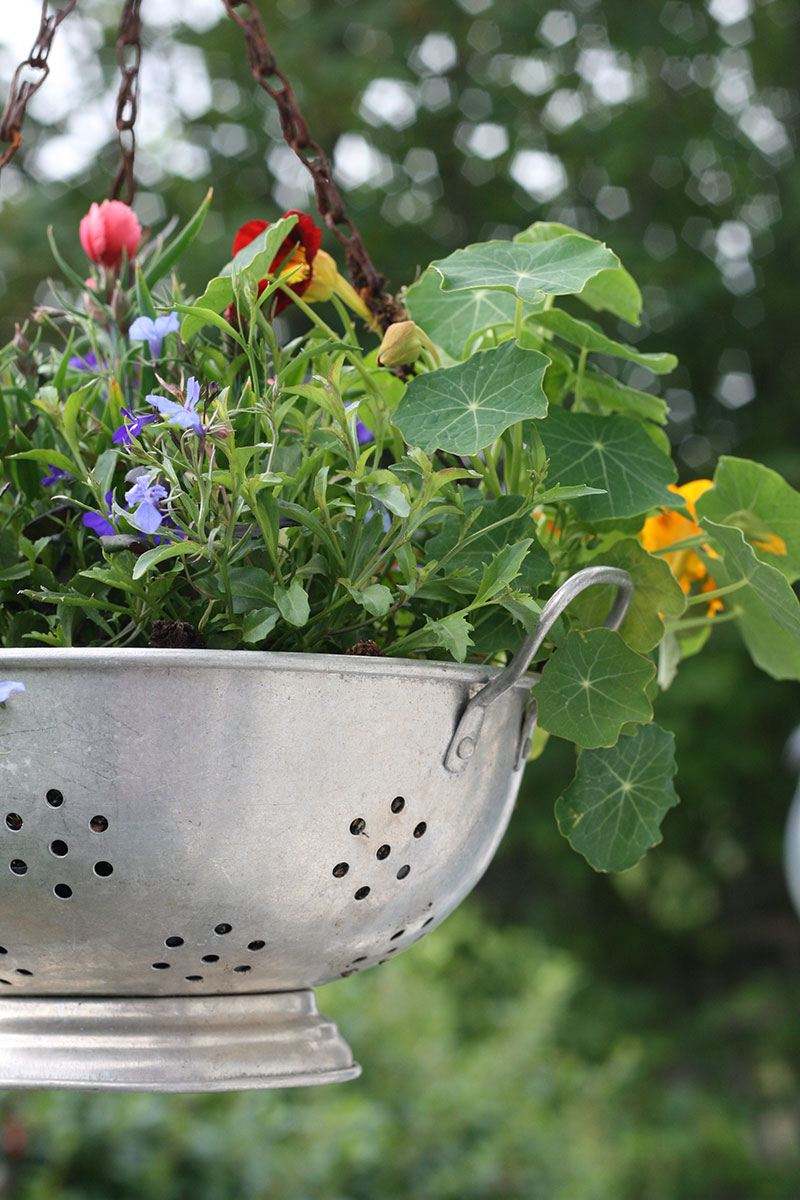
[0,568,632,1090]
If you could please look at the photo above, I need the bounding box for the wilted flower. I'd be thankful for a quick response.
[148,376,204,435]
[79,200,142,270]
[0,681,24,703]
[129,313,180,359]
[124,473,169,535]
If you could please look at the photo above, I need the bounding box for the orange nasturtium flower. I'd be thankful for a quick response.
[640,480,724,616]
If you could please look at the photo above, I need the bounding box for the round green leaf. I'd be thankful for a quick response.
[535,628,655,748]
[394,340,548,455]
[555,723,679,872]
[696,456,800,582]
[431,235,619,303]
[405,268,524,359]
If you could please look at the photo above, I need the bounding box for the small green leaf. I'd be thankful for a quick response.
[699,519,800,680]
[526,308,677,374]
[514,222,642,324]
[582,369,668,425]
[177,300,241,342]
[144,188,213,288]
[131,540,206,581]
[535,628,655,747]
[373,483,410,518]
[538,407,678,520]
[696,456,800,582]
[555,723,679,871]
[218,214,298,279]
[423,613,474,661]
[432,235,619,303]
[344,582,393,617]
[241,607,279,644]
[10,449,78,476]
[395,340,548,455]
[275,579,311,627]
[428,495,552,590]
[475,540,533,604]
[571,538,686,652]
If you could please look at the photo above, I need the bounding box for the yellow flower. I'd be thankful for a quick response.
[640,480,723,615]
[304,248,375,325]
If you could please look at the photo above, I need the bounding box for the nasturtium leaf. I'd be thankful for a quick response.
[431,235,618,304]
[555,723,679,872]
[427,495,552,590]
[582,368,668,425]
[534,628,655,748]
[274,578,311,627]
[343,581,393,617]
[423,613,474,661]
[514,222,642,325]
[698,519,800,680]
[538,407,678,520]
[405,267,526,360]
[695,456,800,582]
[527,308,677,374]
[394,340,548,454]
[570,538,686,652]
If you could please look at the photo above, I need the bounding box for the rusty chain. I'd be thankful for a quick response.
[0,0,78,178]
[109,0,142,204]
[221,0,405,331]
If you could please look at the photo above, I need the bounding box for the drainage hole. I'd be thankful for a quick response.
[376,844,391,860]
[93,861,113,877]
[49,840,69,858]
[201,954,220,963]
[14,968,32,976]
[165,936,184,948]
[45,789,63,808]
[247,940,265,952]
[396,865,411,880]
[413,822,427,838]
[54,883,72,899]
[233,965,251,973]
[5,813,22,831]
[341,969,356,977]
[9,859,27,876]
[352,956,367,964]
[387,947,399,954]
[354,886,371,901]
[90,815,108,833]
[185,975,203,982]
[0,979,11,987]
[349,818,366,836]
[332,862,349,878]
[390,796,405,814]
[0,946,7,955]
[151,962,170,970]
[390,929,405,941]
[214,923,232,935]
[422,916,435,927]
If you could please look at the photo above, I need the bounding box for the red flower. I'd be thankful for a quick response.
[232,210,322,315]
[79,200,142,270]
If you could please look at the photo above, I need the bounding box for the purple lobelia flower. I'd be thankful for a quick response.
[148,376,204,435]
[41,464,72,486]
[356,419,374,445]
[82,490,118,537]
[124,473,168,534]
[113,405,158,446]
[68,351,101,372]
[128,312,180,359]
[0,681,25,702]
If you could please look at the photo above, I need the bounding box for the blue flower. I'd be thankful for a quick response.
[148,376,204,435]
[113,406,158,446]
[129,313,180,359]
[41,464,72,486]
[124,473,169,534]
[356,419,374,445]
[82,490,118,537]
[69,351,101,372]
[0,681,25,703]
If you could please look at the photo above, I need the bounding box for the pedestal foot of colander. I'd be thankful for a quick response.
[0,990,360,1092]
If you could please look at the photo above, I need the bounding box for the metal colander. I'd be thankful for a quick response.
[0,566,632,1091]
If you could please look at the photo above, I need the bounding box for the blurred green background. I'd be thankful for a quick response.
[1,0,800,1196]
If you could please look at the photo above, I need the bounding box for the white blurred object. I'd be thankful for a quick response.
[782,725,800,916]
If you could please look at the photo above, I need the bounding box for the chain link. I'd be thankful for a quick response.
[109,0,142,205]
[221,0,405,331]
[0,0,78,178]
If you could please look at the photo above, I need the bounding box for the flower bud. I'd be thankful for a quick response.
[79,200,142,270]
[377,320,438,367]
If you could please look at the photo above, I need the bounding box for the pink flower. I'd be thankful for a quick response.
[79,200,142,269]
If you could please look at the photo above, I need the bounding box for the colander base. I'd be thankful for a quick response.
[0,990,360,1091]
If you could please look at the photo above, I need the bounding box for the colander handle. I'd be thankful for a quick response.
[443,565,634,775]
